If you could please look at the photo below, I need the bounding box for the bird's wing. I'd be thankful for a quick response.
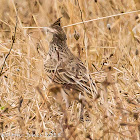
[44,54,97,96]
[53,57,97,96]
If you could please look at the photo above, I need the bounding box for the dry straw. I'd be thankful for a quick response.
[0,0,140,139]
[22,10,140,29]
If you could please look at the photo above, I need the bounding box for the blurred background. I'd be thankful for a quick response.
[0,0,140,139]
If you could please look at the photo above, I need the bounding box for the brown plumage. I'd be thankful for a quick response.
[39,18,97,100]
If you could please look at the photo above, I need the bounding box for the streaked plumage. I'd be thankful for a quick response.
[40,18,97,99]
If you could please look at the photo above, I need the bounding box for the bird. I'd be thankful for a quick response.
[38,18,98,106]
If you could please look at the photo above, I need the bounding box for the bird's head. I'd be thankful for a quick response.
[43,17,67,42]
[37,18,67,58]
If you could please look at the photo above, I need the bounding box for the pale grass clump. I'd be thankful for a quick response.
[0,0,140,139]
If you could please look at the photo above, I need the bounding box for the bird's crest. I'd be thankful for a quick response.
[50,17,67,41]
[51,17,62,27]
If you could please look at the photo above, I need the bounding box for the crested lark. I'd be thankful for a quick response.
[39,18,98,104]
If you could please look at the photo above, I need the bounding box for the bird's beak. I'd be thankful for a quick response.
[42,27,57,34]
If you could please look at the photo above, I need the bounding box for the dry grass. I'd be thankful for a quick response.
[0,0,140,139]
